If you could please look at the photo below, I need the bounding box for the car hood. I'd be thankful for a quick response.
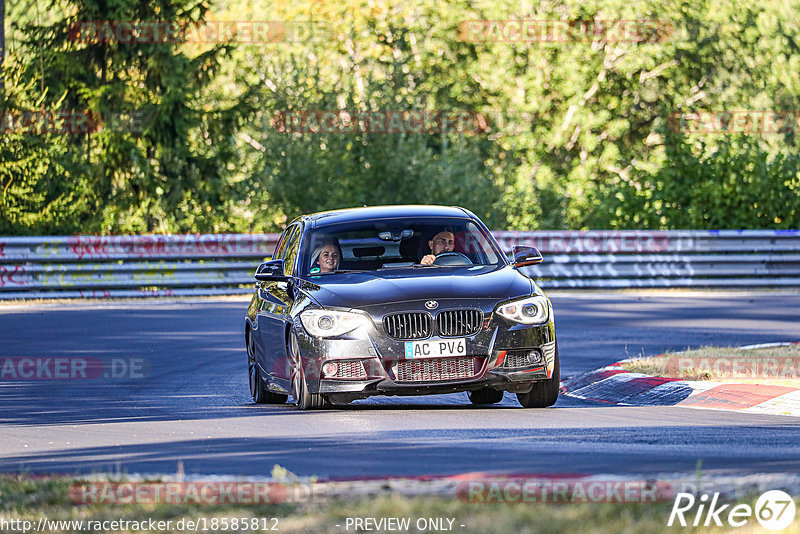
[298,265,534,309]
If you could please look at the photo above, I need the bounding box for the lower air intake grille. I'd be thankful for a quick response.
[504,352,531,369]
[503,350,542,369]
[384,313,431,340]
[335,360,367,379]
[395,357,480,382]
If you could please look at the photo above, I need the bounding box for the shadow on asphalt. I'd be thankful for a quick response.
[0,382,617,426]
[4,425,800,477]
[2,296,799,426]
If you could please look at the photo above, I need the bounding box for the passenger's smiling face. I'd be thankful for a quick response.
[318,244,341,272]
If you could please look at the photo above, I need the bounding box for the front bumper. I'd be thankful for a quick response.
[318,350,555,398]
[296,310,557,398]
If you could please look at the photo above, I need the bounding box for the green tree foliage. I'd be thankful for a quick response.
[1,0,254,234]
[235,4,505,228]
[1,0,798,234]
[441,0,800,229]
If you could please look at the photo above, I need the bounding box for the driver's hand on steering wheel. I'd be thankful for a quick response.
[420,254,436,265]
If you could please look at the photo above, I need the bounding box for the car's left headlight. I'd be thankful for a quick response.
[300,309,370,338]
[495,296,550,325]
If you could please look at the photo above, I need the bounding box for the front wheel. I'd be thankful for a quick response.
[516,343,560,408]
[289,330,325,410]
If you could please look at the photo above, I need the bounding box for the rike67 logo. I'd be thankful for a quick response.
[669,490,796,530]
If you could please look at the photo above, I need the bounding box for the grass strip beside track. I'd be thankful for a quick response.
[2,475,800,533]
[622,344,800,386]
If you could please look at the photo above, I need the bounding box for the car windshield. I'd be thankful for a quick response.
[300,217,504,276]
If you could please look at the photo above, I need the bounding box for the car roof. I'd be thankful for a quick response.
[301,205,475,228]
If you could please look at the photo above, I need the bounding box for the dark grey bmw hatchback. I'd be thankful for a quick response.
[244,205,559,409]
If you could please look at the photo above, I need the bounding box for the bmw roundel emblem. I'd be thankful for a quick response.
[425,300,439,310]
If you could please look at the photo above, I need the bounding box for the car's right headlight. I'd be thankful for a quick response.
[495,296,550,325]
[300,309,369,338]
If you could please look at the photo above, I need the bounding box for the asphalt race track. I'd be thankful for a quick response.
[1,292,799,479]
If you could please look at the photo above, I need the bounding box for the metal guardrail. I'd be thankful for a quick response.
[0,230,797,299]
[0,234,278,299]
[496,230,800,289]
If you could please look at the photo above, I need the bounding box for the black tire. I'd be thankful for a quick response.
[468,387,504,405]
[248,331,287,405]
[289,330,325,410]
[516,343,560,408]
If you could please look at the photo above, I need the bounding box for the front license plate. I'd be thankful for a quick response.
[405,338,466,359]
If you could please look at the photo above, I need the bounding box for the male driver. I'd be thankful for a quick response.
[420,230,455,265]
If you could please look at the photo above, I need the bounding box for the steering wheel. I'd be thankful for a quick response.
[432,252,473,266]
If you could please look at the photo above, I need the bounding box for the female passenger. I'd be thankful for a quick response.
[310,238,342,273]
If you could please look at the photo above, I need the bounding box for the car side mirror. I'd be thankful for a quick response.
[254,259,287,281]
[512,246,543,268]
